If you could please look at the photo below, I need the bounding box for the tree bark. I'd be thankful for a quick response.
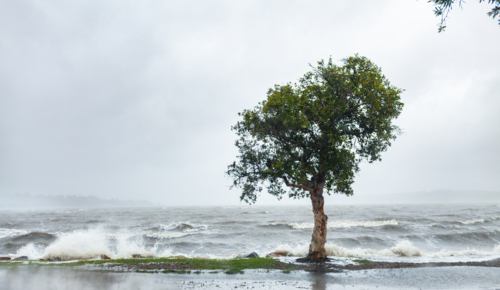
[306,183,328,261]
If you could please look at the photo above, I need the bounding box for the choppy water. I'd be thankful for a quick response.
[1,205,499,262]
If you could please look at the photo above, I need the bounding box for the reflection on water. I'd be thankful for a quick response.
[311,275,327,290]
[0,266,177,290]
[1,265,500,290]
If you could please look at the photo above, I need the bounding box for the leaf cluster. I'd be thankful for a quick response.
[429,0,500,32]
[227,55,403,203]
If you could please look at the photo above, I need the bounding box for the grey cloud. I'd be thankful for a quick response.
[0,0,499,205]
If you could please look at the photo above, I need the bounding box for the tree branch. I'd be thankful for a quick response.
[282,176,313,192]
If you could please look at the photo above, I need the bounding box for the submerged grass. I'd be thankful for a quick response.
[5,257,292,274]
[42,257,280,267]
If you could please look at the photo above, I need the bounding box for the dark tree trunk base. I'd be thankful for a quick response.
[296,256,331,263]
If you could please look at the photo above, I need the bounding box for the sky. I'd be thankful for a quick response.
[0,0,499,206]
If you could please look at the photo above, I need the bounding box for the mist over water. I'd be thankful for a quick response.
[1,205,500,262]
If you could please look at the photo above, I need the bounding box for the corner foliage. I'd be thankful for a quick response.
[227,55,404,203]
[429,0,500,32]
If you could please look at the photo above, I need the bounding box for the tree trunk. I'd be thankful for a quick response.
[307,184,328,261]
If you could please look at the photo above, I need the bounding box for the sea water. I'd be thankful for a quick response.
[1,204,499,262]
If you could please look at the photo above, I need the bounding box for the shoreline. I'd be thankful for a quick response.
[2,258,500,290]
[3,256,500,273]
[99,257,500,273]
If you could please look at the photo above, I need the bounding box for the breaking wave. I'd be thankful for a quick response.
[0,228,29,239]
[157,222,209,232]
[144,232,194,239]
[262,220,398,229]
[270,241,500,259]
[457,219,485,225]
[14,228,174,261]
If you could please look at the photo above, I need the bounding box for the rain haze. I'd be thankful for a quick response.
[2,3,500,288]
[1,0,499,206]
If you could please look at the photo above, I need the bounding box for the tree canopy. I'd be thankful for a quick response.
[429,0,500,32]
[227,55,404,204]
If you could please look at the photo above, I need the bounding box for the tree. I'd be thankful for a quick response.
[227,55,404,261]
[429,0,500,32]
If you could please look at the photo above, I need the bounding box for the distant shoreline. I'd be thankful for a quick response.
[0,193,152,209]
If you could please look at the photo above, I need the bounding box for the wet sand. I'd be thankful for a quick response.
[1,264,500,290]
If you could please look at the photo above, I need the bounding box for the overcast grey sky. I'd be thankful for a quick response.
[1,0,499,206]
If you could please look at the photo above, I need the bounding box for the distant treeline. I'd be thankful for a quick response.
[0,193,152,209]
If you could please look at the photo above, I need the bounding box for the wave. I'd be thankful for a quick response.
[432,230,500,243]
[9,232,57,244]
[0,228,28,239]
[144,232,194,239]
[157,222,209,233]
[14,228,174,261]
[457,219,485,225]
[262,220,398,229]
[440,217,499,225]
[12,229,500,262]
[215,220,255,225]
[270,241,500,259]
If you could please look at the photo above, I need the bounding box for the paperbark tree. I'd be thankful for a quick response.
[227,55,404,261]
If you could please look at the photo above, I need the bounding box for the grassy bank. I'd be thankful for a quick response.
[79,257,293,274]
[1,257,302,274]
[4,256,498,273]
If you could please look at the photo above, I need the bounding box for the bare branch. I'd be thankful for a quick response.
[282,176,313,192]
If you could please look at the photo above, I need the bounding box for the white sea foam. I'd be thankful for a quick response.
[144,232,194,239]
[458,219,485,225]
[0,228,28,239]
[265,220,399,229]
[269,241,500,260]
[264,222,289,226]
[158,222,209,232]
[14,228,174,261]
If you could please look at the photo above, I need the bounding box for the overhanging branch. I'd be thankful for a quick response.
[282,176,313,192]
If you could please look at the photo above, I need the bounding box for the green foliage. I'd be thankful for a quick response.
[227,55,403,203]
[173,269,190,274]
[225,268,244,275]
[29,257,284,270]
[428,0,500,32]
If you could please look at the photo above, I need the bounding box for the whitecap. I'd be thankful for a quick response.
[288,220,399,229]
[0,228,28,239]
[14,228,174,261]
[268,241,500,260]
[158,222,209,232]
[458,219,485,225]
[144,232,194,239]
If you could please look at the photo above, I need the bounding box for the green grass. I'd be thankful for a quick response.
[51,257,280,268]
[225,268,244,275]
[174,270,190,274]
[4,257,290,275]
